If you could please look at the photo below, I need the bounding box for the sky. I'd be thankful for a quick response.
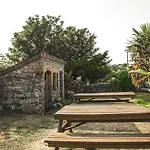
[0,0,150,64]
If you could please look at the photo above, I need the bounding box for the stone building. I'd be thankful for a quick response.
[0,52,65,114]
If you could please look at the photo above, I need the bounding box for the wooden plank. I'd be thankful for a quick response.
[74,92,135,103]
[44,133,150,148]
[74,92,135,99]
[54,103,150,121]
[78,98,131,103]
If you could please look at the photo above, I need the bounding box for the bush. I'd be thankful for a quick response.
[110,70,136,92]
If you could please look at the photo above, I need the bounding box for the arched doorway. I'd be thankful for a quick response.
[44,71,52,112]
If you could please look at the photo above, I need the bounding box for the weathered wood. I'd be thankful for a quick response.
[44,133,150,148]
[66,120,73,133]
[54,103,150,122]
[74,92,135,103]
[57,120,63,132]
[45,102,150,149]
[74,92,135,98]
[64,121,86,131]
[77,98,131,103]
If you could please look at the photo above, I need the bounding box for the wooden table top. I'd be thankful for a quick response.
[74,92,135,98]
[54,103,150,122]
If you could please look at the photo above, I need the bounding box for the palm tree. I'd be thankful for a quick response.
[126,23,150,87]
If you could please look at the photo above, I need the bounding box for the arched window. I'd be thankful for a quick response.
[59,71,63,97]
[53,72,57,90]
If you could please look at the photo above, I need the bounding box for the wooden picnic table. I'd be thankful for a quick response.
[45,102,150,149]
[54,103,150,131]
[74,92,135,103]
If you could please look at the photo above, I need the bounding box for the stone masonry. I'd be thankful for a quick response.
[0,52,65,114]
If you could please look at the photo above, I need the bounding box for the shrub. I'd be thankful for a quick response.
[110,70,136,92]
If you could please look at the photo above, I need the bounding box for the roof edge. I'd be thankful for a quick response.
[0,52,65,76]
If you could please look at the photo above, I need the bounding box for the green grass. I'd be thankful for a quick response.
[135,92,150,102]
[129,92,150,108]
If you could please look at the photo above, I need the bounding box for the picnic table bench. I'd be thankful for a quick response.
[45,133,150,149]
[44,101,150,149]
[74,92,135,103]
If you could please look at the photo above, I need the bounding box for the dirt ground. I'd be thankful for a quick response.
[0,111,150,150]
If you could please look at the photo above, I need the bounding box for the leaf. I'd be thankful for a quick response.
[129,99,150,108]
[129,69,150,76]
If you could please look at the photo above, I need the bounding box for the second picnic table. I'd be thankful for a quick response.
[74,92,135,103]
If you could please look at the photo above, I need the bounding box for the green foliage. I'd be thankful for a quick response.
[127,23,150,87]
[129,69,150,84]
[7,15,64,63]
[6,14,111,83]
[129,69,150,76]
[110,70,136,92]
[129,99,150,108]
[7,15,99,68]
[62,26,99,73]
[0,53,14,71]
[71,51,111,83]
[127,23,150,69]
[135,92,150,102]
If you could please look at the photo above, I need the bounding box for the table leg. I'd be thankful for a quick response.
[57,119,63,132]
[67,120,73,133]
[55,119,63,150]
[75,98,80,103]
[55,147,59,150]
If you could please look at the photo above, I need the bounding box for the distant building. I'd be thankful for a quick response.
[0,52,65,113]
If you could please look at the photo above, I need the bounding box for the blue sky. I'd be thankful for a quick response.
[0,0,150,64]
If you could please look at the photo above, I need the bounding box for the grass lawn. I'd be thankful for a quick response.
[135,92,150,102]
[0,92,150,150]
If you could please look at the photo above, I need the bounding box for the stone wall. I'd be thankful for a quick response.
[0,59,44,113]
[0,53,65,114]
[42,57,64,100]
[81,83,113,93]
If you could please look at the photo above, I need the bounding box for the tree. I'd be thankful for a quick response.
[126,23,150,87]
[71,51,111,83]
[7,15,64,63]
[60,26,99,72]
[0,53,14,70]
[6,14,111,83]
[7,15,99,72]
